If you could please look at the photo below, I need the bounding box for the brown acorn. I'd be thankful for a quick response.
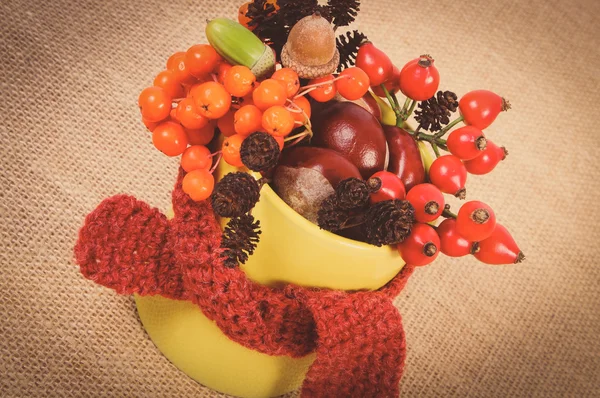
[280,13,340,79]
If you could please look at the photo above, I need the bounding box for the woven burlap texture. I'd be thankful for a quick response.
[1,0,599,396]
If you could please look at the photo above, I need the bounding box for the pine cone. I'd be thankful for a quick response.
[220,214,261,268]
[415,90,458,132]
[317,194,352,232]
[363,200,415,246]
[336,30,368,72]
[438,90,458,112]
[335,178,369,210]
[326,0,360,27]
[211,172,260,218]
[240,132,281,172]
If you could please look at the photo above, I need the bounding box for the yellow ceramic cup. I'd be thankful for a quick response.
[135,160,405,397]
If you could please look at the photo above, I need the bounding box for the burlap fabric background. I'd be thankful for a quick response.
[1,0,599,396]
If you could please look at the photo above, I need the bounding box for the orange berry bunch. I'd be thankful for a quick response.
[138,36,372,202]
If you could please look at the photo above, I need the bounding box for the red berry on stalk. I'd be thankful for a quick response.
[142,117,159,132]
[253,79,287,111]
[223,65,256,97]
[153,70,185,99]
[217,62,233,85]
[459,90,510,130]
[271,68,300,98]
[456,201,496,242]
[138,86,172,123]
[437,218,476,257]
[191,81,232,119]
[406,183,445,223]
[182,168,215,202]
[185,121,216,146]
[429,155,468,199]
[372,65,400,97]
[184,44,221,78]
[234,104,263,136]
[355,42,393,87]
[175,97,209,130]
[335,67,370,101]
[222,134,245,167]
[166,51,195,85]
[446,126,487,160]
[399,55,440,101]
[152,121,188,156]
[181,145,212,172]
[397,223,440,266]
[474,223,525,264]
[367,171,406,203]
[262,106,295,137]
[217,110,236,137]
[307,75,337,102]
[464,140,508,175]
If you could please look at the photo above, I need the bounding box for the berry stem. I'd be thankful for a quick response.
[294,75,349,99]
[381,85,402,123]
[442,205,457,219]
[434,115,464,138]
[400,97,411,117]
[410,129,448,150]
[209,152,223,174]
[431,142,441,158]
[285,98,303,113]
[405,99,417,120]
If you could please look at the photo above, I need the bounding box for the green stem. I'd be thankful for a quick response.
[435,115,464,138]
[391,92,401,109]
[381,85,401,118]
[431,142,441,158]
[415,132,448,151]
[400,97,411,117]
[405,100,417,120]
[442,208,457,219]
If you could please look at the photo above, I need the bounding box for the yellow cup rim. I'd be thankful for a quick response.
[256,173,396,254]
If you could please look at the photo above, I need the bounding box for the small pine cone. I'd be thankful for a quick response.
[438,90,458,112]
[363,200,415,246]
[211,172,260,218]
[240,132,281,172]
[317,194,352,232]
[415,90,458,132]
[220,214,261,268]
[335,178,369,210]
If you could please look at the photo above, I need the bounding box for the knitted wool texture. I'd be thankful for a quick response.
[74,168,415,397]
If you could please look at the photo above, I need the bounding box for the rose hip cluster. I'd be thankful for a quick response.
[364,171,523,266]
[138,43,371,202]
[350,42,523,266]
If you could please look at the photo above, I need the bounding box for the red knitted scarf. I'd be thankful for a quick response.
[74,168,414,397]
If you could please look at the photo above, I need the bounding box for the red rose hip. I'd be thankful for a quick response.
[459,89,510,130]
[474,223,525,264]
[406,183,444,223]
[372,64,400,97]
[355,42,393,87]
[367,171,406,203]
[456,201,496,242]
[399,55,440,101]
[447,126,487,160]
[464,140,508,175]
[429,155,467,199]
[437,218,476,257]
[397,223,440,266]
